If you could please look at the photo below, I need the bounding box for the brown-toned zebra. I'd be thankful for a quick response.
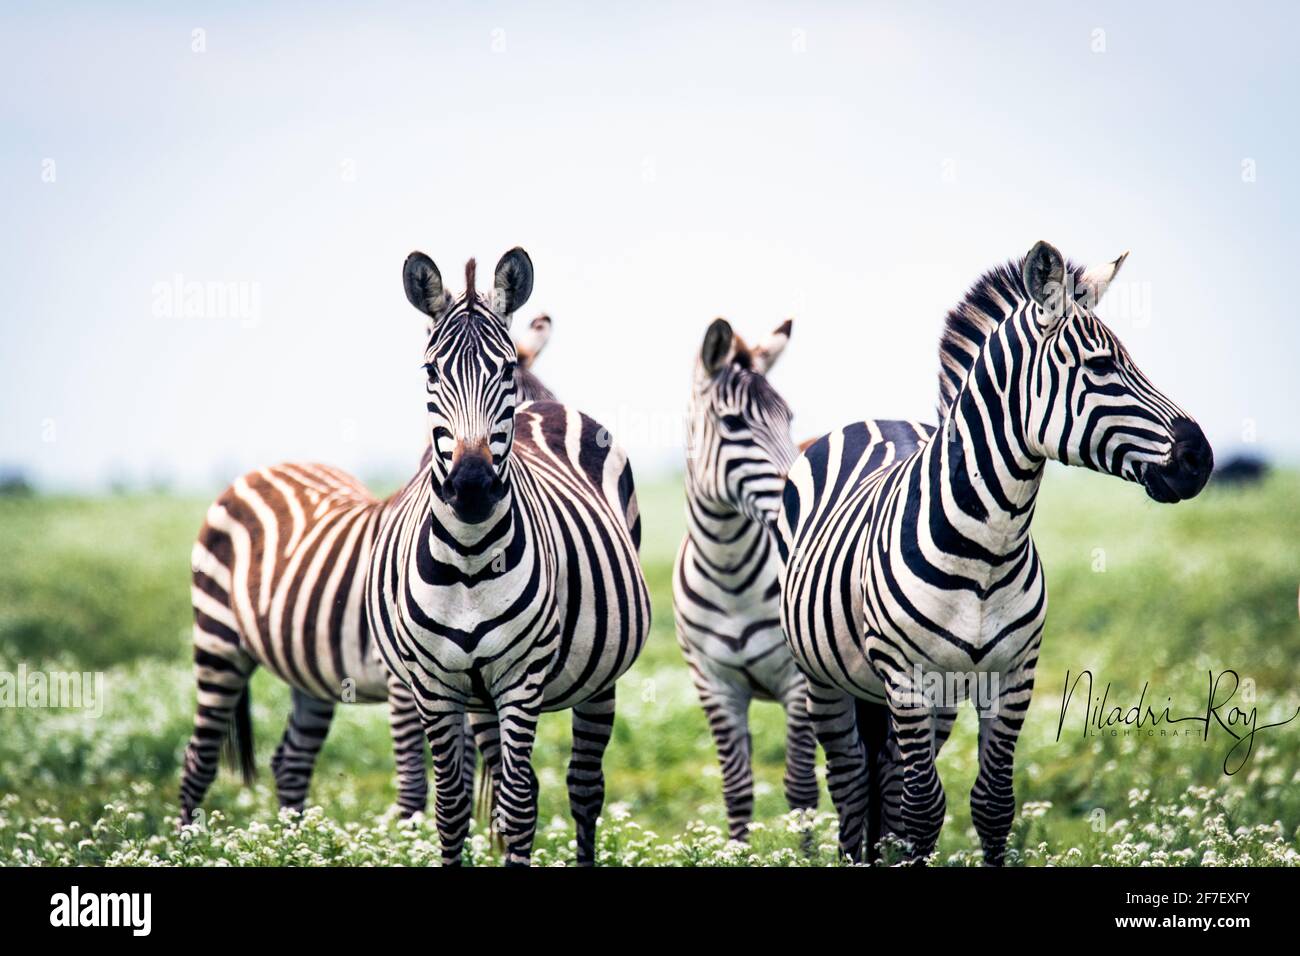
[179,316,555,824]
[673,318,818,840]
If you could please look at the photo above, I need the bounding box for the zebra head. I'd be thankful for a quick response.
[688,318,797,527]
[1007,240,1213,502]
[402,247,534,524]
[512,313,556,403]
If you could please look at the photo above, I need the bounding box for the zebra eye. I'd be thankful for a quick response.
[1084,354,1115,375]
[502,361,517,378]
[422,362,439,383]
[720,414,747,432]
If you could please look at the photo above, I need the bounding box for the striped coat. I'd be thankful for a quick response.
[672,318,817,840]
[778,242,1212,864]
[366,249,650,865]
[180,318,555,824]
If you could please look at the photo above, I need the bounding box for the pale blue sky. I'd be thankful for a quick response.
[3,1,1297,490]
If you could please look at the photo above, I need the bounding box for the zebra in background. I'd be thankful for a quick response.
[180,315,557,825]
[366,248,650,866]
[673,317,818,841]
[778,241,1213,865]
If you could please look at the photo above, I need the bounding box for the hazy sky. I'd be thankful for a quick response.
[3,1,1297,491]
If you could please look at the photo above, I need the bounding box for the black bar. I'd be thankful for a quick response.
[0,865,1285,942]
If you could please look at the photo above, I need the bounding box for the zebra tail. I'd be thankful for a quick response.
[221,685,257,786]
[473,764,503,851]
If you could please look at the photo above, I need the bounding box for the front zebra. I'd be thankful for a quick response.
[779,241,1213,865]
[180,317,555,825]
[673,318,818,840]
[367,248,650,866]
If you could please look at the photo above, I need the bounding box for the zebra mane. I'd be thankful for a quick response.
[936,255,1086,416]
[517,367,555,403]
[729,333,754,370]
[465,258,477,299]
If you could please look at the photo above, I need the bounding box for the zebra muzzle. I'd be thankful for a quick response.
[1141,418,1214,503]
[444,451,505,524]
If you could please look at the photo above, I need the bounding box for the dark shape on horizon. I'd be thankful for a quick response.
[1213,453,1269,487]
[0,468,34,497]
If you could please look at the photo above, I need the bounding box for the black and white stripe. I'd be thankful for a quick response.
[778,241,1213,864]
[672,318,818,840]
[180,319,555,825]
[367,249,650,866]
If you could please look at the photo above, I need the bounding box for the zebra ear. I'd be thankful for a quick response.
[751,319,793,375]
[403,252,449,319]
[1022,240,1067,322]
[514,314,552,369]
[701,318,735,375]
[1078,251,1129,309]
[492,247,534,321]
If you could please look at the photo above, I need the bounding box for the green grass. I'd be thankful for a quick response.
[1,469,1299,865]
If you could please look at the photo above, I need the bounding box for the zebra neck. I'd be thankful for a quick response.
[924,380,1045,564]
[685,490,770,574]
[422,471,527,579]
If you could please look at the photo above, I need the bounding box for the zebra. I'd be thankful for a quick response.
[180,315,556,825]
[366,248,651,866]
[777,241,1213,865]
[673,317,818,840]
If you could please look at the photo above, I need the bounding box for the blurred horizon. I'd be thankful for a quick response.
[3,1,1298,493]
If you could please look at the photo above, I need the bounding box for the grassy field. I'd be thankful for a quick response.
[1,469,1298,866]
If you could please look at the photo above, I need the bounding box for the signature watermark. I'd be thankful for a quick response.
[1055,669,1299,774]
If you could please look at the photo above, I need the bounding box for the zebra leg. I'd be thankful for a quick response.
[805,678,869,862]
[568,686,616,865]
[422,707,474,866]
[680,646,756,840]
[468,711,502,835]
[270,689,336,812]
[861,703,930,862]
[932,704,959,754]
[971,664,1036,866]
[855,698,890,863]
[385,673,429,818]
[180,625,255,825]
[697,677,755,841]
[494,696,543,866]
[878,720,906,849]
[886,683,946,864]
[780,681,819,814]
